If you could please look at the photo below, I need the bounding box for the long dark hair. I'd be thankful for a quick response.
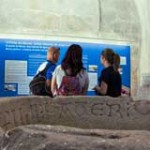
[101,48,120,71]
[61,44,84,76]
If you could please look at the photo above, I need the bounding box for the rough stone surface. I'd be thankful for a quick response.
[1,124,150,150]
[0,96,150,131]
[0,127,4,142]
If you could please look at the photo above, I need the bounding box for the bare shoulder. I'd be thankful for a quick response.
[79,69,88,76]
[55,65,62,70]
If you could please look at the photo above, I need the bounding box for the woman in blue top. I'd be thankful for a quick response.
[93,48,122,97]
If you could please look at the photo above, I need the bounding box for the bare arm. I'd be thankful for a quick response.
[82,82,89,95]
[51,76,58,96]
[94,81,108,95]
[82,77,89,95]
[46,79,51,87]
[81,71,89,95]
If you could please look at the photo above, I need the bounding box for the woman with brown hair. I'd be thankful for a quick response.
[93,48,122,97]
[51,44,89,96]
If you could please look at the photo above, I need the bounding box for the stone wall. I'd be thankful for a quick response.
[1,0,150,99]
[0,0,142,98]
[0,96,150,131]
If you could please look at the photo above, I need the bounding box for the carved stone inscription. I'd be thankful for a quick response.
[0,97,150,130]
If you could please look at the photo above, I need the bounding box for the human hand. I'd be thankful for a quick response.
[92,85,98,90]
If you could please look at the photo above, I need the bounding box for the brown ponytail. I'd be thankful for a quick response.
[113,53,120,71]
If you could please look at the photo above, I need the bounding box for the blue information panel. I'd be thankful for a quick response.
[0,38,130,96]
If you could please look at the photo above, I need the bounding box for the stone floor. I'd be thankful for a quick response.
[1,124,150,150]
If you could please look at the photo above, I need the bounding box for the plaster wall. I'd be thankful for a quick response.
[0,0,150,99]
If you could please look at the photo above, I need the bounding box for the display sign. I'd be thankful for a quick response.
[0,38,130,96]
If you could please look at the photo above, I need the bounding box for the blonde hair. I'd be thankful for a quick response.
[48,47,60,55]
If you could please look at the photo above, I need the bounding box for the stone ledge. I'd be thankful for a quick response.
[0,96,150,131]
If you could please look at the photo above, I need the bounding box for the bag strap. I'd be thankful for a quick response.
[36,62,52,77]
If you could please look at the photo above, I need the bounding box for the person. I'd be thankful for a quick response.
[35,46,60,95]
[113,54,130,96]
[51,44,89,96]
[93,48,122,97]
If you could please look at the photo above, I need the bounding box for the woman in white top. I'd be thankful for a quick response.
[51,44,89,96]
